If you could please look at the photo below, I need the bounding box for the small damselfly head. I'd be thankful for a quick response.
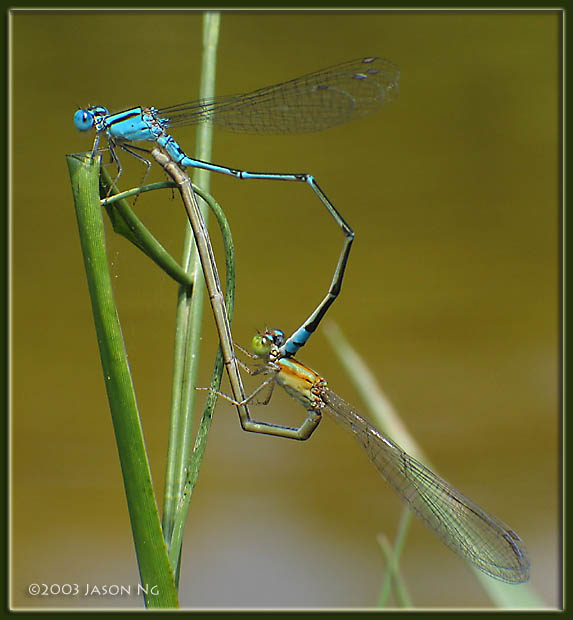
[73,106,109,132]
[251,328,285,358]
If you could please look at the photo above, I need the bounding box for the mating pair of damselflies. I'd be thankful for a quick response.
[75,57,529,584]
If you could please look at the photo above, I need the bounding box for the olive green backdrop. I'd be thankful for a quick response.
[12,10,559,609]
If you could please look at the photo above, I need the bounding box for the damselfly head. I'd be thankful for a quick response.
[73,106,109,132]
[251,328,285,358]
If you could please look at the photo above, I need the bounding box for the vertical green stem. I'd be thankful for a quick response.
[377,509,413,607]
[67,154,178,608]
[162,11,221,552]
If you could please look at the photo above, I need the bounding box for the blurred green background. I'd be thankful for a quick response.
[12,10,559,609]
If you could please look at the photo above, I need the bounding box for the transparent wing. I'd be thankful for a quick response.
[321,388,530,584]
[159,57,399,134]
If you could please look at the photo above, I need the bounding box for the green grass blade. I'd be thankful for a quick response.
[99,169,195,288]
[161,11,221,570]
[67,153,178,608]
[376,525,413,607]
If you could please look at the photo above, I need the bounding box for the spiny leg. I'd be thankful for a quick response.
[198,371,322,440]
[198,374,277,407]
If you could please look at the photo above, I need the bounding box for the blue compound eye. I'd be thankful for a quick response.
[73,109,94,131]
